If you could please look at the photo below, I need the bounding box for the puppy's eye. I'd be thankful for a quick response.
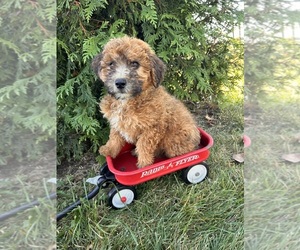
[108,61,115,67]
[130,61,139,68]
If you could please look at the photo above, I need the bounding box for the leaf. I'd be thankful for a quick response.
[42,37,56,64]
[205,114,214,121]
[233,153,244,163]
[281,153,300,163]
[141,0,158,28]
[0,38,20,55]
[292,133,300,143]
[205,114,216,125]
[83,0,108,23]
[47,244,56,250]
[86,243,93,250]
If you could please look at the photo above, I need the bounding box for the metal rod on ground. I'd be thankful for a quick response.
[56,185,100,221]
[0,193,57,222]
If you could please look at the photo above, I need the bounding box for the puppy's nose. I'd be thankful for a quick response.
[115,78,127,89]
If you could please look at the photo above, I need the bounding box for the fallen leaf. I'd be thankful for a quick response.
[292,133,300,143]
[47,244,56,250]
[281,153,300,163]
[233,153,244,163]
[205,114,214,121]
[86,243,94,250]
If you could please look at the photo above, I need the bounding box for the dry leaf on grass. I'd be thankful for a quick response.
[292,133,300,143]
[205,114,216,125]
[281,153,300,163]
[86,243,94,250]
[47,244,56,250]
[205,114,214,121]
[233,153,244,163]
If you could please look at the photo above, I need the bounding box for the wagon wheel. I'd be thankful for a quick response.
[107,185,137,209]
[182,162,209,184]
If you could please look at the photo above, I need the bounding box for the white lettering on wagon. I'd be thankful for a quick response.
[141,165,165,178]
[140,155,200,178]
[174,155,199,166]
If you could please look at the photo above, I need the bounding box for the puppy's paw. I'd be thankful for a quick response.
[99,145,118,158]
[137,157,153,169]
[99,145,110,156]
[131,149,138,157]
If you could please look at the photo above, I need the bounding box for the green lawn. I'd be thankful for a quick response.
[56,102,244,249]
[245,101,300,250]
[0,155,56,249]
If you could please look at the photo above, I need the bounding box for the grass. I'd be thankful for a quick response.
[0,156,56,250]
[244,98,300,249]
[56,101,244,249]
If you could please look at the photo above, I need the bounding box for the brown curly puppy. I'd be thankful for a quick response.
[92,36,200,168]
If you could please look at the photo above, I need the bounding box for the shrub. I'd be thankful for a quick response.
[0,0,56,165]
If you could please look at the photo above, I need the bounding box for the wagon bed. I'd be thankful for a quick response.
[106,128,213,186]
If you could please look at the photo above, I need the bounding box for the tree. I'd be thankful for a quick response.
[245,0,300,102]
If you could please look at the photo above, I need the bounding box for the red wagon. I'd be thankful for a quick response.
[56,128,213,219]
[100,127,214,208]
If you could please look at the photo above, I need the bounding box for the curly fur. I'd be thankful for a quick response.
[92,36,200,168]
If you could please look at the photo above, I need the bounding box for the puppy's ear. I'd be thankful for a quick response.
[150,54,166,87]
[91,53,103,77]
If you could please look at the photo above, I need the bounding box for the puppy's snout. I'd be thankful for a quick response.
[115,78,127,89]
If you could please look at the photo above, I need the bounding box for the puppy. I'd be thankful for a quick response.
[92,36,200,168]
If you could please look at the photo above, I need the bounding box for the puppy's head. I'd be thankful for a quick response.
[92,36,166,99]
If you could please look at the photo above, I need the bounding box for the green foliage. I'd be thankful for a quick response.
[245,0,300,100]
[246,38,300,100]
[57,0,243,162]
[0,0,56,165]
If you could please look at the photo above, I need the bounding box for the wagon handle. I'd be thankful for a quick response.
[56,176,108,221]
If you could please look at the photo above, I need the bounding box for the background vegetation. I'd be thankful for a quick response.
[0,0,56,165]
[244,0,300,249]
[0,0,56,249]
[57,0,243,163]
[245,0,300,103]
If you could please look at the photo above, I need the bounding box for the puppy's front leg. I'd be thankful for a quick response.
[99,129,125,158]
[135,132,162,168]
